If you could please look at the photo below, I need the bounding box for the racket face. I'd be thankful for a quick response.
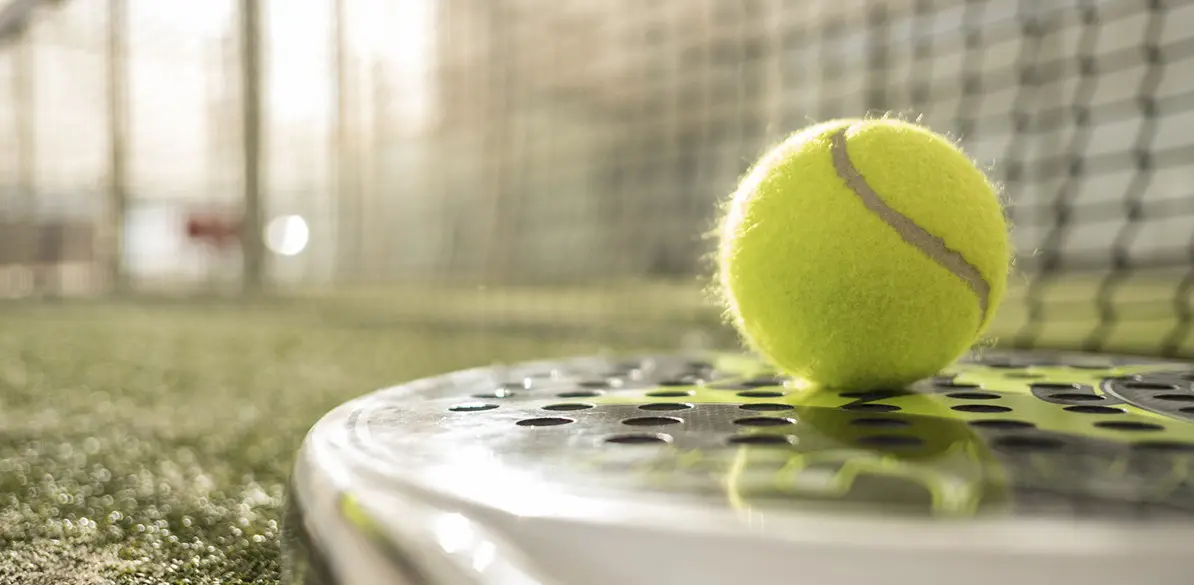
[282,350,1194,585]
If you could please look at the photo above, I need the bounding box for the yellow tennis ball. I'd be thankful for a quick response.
[717,118,1011,390]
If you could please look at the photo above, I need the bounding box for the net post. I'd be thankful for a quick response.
[13,14,35,295]
[103,0,129,295]
[238,0,266,294]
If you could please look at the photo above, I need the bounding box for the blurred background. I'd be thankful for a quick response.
[2,0,1194,356]
[4,1,1194,582]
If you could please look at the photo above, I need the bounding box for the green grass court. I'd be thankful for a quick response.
[0,297,604,584]
[1,278,1191,583]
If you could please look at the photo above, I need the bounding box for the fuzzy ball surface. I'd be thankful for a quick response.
[717,118,1011,390]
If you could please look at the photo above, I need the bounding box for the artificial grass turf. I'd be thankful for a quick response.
[0,300,613,584]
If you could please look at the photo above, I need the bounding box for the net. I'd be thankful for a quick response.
[0,0,1193,356]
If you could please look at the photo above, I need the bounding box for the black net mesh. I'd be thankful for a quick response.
[0,0,1193,357]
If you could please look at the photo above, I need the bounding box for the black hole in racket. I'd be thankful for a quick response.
[935,380,980,389]
[741,377,786,388]
[517,417,574,427]
[1004,372,1045,379]
[542,403,594,412]
[1068,363,1113,370]
[557,390,602,398]
[1181,407,1194,415]
[727,434,795,446]
[986,362,1026,369]
[856,434,923,448]
[606,433,672,445]
[647,389,693,397]
[1031,383,1081,391]
[952,404,1012,413]
[850,417,911,428]
[1132,441,1194,453]
[947,392,1002,400]
[969,419,1035,430]
[1064,405,1124,415]
[638,402,693,411]
[1123,382,1180,391]
[578,380,611,389]
[622,416,683,427]
[1155,394,1194,403]
[1048,393,1103,401]
[994,435,1065,451]
[841,403,901,413]
[738,390,785,398]
[1094,421,1164,432]
[739,403,794,412]
[449,403,499,412]
[734,417,795,427]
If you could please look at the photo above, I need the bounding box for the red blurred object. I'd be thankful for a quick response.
[185,214,243,250]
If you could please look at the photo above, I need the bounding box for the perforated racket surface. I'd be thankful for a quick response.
[283,350,1194,585]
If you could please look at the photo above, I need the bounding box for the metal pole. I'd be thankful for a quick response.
[239,0,266,293]
[104,0,129,293]
[370,56,387,277]
[14,21,35,292]
[482,2,511,284]
[332,0,357,282]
